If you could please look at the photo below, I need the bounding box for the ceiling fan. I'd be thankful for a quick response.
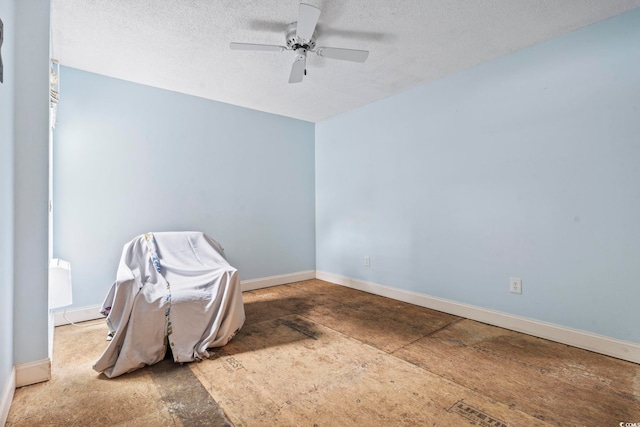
[230,2,369,83]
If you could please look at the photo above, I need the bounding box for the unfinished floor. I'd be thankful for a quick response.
[7,279,640,426]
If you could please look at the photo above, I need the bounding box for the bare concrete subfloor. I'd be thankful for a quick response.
[7,279,640,426]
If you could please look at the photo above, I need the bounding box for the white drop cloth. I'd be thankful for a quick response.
[93,231,245,378]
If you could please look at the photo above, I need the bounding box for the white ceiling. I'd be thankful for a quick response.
[51,1,640,123]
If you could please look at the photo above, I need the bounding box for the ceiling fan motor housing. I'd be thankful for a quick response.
[285,22,317,51]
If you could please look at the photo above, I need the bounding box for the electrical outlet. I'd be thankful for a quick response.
[509,277,522,294]
[364,256,370,267]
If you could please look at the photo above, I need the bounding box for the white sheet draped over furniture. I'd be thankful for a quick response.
[93,231,245,378]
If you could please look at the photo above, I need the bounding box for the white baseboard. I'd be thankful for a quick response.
[53,271,317,326]
[54,304,104,326]
[241,270,316,292]
[52,270,640,364]
[15,359,50,388]
[0,368,15,426]
[316,271,640,365]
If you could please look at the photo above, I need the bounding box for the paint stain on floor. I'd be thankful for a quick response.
[149,351,232,427]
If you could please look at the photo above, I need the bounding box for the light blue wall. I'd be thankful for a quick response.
[53,67,315,308]
[12,0,50,365]
[316,9,640,343]
[0,0,16,393]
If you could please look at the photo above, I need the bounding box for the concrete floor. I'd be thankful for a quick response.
[7,279,640,426]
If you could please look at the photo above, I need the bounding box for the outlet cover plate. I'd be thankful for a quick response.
[509,277,522,294]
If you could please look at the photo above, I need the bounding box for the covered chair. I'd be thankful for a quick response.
[93,231,245,378]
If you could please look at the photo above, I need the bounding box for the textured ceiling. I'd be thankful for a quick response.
[51,1,640,122]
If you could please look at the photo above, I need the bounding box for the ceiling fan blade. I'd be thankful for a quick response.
[315,47,369,62]
[289,57,306,84]
[229,42,286,52]
[296,3,321,40]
